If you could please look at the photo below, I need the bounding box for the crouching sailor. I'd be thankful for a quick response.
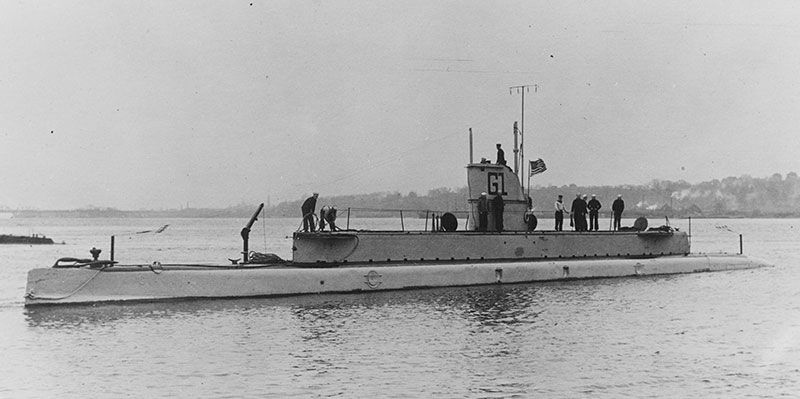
[319,205,339,231]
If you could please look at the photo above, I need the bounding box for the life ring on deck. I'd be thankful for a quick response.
[440,212,458,232]
[633,217,649,232]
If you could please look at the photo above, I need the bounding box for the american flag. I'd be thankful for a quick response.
[529,158,547,176]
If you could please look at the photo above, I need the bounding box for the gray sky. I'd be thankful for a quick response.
[2,1,798,210]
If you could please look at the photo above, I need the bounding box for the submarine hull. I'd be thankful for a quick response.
[24,253,770,306]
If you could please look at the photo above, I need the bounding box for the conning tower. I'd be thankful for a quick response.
[466,163,529,231]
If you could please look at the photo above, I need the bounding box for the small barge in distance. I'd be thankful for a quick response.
[1,234,54,245]
[23,125,772,307]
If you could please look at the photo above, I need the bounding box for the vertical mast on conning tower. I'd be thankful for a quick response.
[510,84,538,193]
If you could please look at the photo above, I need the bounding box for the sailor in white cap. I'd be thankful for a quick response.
[554,194,569,231]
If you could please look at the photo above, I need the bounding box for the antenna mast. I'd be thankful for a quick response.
[509,84,538,192]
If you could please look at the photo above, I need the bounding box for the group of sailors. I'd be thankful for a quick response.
[300,193,340,232]
[556,194,625,231]
[476,191,504,232]
[475,191,625,233]
[300,190,625,233]
[300,185,625,235]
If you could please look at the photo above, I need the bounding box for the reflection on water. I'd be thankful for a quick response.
[25,283,551,330]
[24,299,243,329]
[447,285,541,327]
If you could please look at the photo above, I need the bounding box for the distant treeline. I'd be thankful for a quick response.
[8,172,800,218]
[266,172,800,219]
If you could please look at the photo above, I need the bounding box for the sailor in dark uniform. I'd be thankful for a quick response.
[492,194,504,232]
[477,192,489,232]
[496,144,506,166]
[301,193,318,232]
[570,193,587,232]
[612,195,625,231]
[587,194,602,231]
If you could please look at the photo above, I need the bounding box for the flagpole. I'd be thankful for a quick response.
[527,161,532,203]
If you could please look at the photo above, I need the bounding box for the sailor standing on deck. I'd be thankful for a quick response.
[570,194,587,232]
[587,194,602,231]
[612,195,625,231]
[492,193,505,232]
[554,195,569,231]
[524,196,537,232]
[301,193,319,232]
[477,192,489,232]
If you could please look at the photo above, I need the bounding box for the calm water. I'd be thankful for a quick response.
[1,217,799,398]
